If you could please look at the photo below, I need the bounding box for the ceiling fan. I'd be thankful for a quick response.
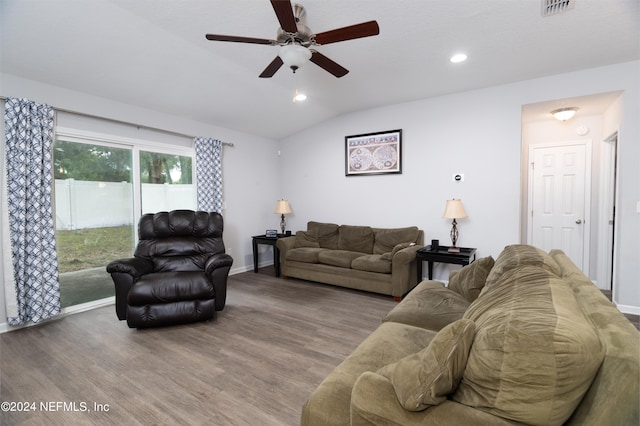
[205,0,379,78]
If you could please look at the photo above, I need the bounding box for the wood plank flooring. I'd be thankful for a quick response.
[0,268,396,426]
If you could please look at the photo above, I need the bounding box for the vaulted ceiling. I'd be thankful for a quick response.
[1,0,638,139]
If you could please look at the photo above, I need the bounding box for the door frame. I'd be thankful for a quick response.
[526,139,592,274]
[596,131,619,290]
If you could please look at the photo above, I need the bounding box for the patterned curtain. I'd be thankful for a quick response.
[194,137,223,213]
[3,98,61,325]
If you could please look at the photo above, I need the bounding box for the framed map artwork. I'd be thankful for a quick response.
[345,129,402,176]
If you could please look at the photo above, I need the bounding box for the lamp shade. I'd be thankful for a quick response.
[274,199,292,215]
[442,199,468,219]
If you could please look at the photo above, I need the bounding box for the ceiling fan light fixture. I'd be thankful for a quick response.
[278,44,312,72]
[551,107,578,121]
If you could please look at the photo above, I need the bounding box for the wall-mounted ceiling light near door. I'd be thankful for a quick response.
[551,107,578,121]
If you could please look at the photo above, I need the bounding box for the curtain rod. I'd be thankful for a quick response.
[1,96,234,147]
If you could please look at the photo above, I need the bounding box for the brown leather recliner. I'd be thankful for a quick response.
[106,210,233,328]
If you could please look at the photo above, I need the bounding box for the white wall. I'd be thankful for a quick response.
[279,61,640,313]
[1,61,638,323]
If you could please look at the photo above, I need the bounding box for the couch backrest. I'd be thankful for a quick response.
[305,221,422,254]
[454,245,606,425]
[551,250,640,426]
[135,210,225,272]
[372,226,422,254]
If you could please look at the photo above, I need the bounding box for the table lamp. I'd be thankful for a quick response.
[442,199,468,253]
[274,199,292,234]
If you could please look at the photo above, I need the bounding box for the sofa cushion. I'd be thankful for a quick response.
[286,247,327,264]
[454,265,605,426]
[351,254,392,274]
[294,229,319,248]
[338,225,374,253]
[448,256,495,303]
[377,319,476,411]
[318,250,366,268]
[373,227,420,254]
[383,280,469,330]
[307,221,339,249]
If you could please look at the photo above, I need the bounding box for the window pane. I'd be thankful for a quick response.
[139,150,195,213]
[54,140,135,308]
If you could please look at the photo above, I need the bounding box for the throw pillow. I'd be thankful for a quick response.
[294,230,319,248]
[377,319,476,411]
[447,256,495,303]
[380,242,415,261]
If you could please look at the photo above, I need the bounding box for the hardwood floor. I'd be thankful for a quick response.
[2,271,638,425]
[0,268,396,426]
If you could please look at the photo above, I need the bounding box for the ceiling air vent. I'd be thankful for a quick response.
[542,0,576,16]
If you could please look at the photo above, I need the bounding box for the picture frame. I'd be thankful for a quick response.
[345,129,402,176]
[265,229,278,238]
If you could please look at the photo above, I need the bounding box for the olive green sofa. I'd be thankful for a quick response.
[277,221,424,300]
[301,244,639,426]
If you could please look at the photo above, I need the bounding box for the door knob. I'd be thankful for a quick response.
[575,219,582,224]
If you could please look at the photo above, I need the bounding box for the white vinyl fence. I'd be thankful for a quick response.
[55,179,195,230]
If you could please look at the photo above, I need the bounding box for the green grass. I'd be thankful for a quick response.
[56,226,134,273]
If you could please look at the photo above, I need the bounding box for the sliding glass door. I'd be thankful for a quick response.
[52,134,197,309]
[54,139,134,308]
[140,150,195,214]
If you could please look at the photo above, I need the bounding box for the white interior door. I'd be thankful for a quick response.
[528,142,591,272]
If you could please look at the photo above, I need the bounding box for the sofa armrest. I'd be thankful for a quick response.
[276,236,297,269]
[351,372,515,426]
[390,244,422,298]
[276,236,296,252]
[106,257,153,321]
[205,253,233,311]
[106,257,153,278]
[205,252,234,274]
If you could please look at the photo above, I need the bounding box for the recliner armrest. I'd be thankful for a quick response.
[205,253,234,274]
[106,257,153,278]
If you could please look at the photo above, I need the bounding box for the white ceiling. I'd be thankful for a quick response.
[1,0,638,139]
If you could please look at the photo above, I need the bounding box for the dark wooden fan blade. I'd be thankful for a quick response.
[206,34,276,45]
[259,56,284,78]
[310,52,349,78]
[270,0,297,33]
[314,20,380,45]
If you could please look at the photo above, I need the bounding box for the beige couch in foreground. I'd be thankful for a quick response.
[301,245,639,426]
[277,221,424,300]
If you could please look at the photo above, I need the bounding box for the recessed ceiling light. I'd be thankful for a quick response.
[293,89,307,103]
[450,53,468,63]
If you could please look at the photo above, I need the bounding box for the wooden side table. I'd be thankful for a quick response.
[252,234,290,277]
[416,245,477,281]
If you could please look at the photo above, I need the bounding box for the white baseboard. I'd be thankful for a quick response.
[615,303,640,316]
[229,261,277,276]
